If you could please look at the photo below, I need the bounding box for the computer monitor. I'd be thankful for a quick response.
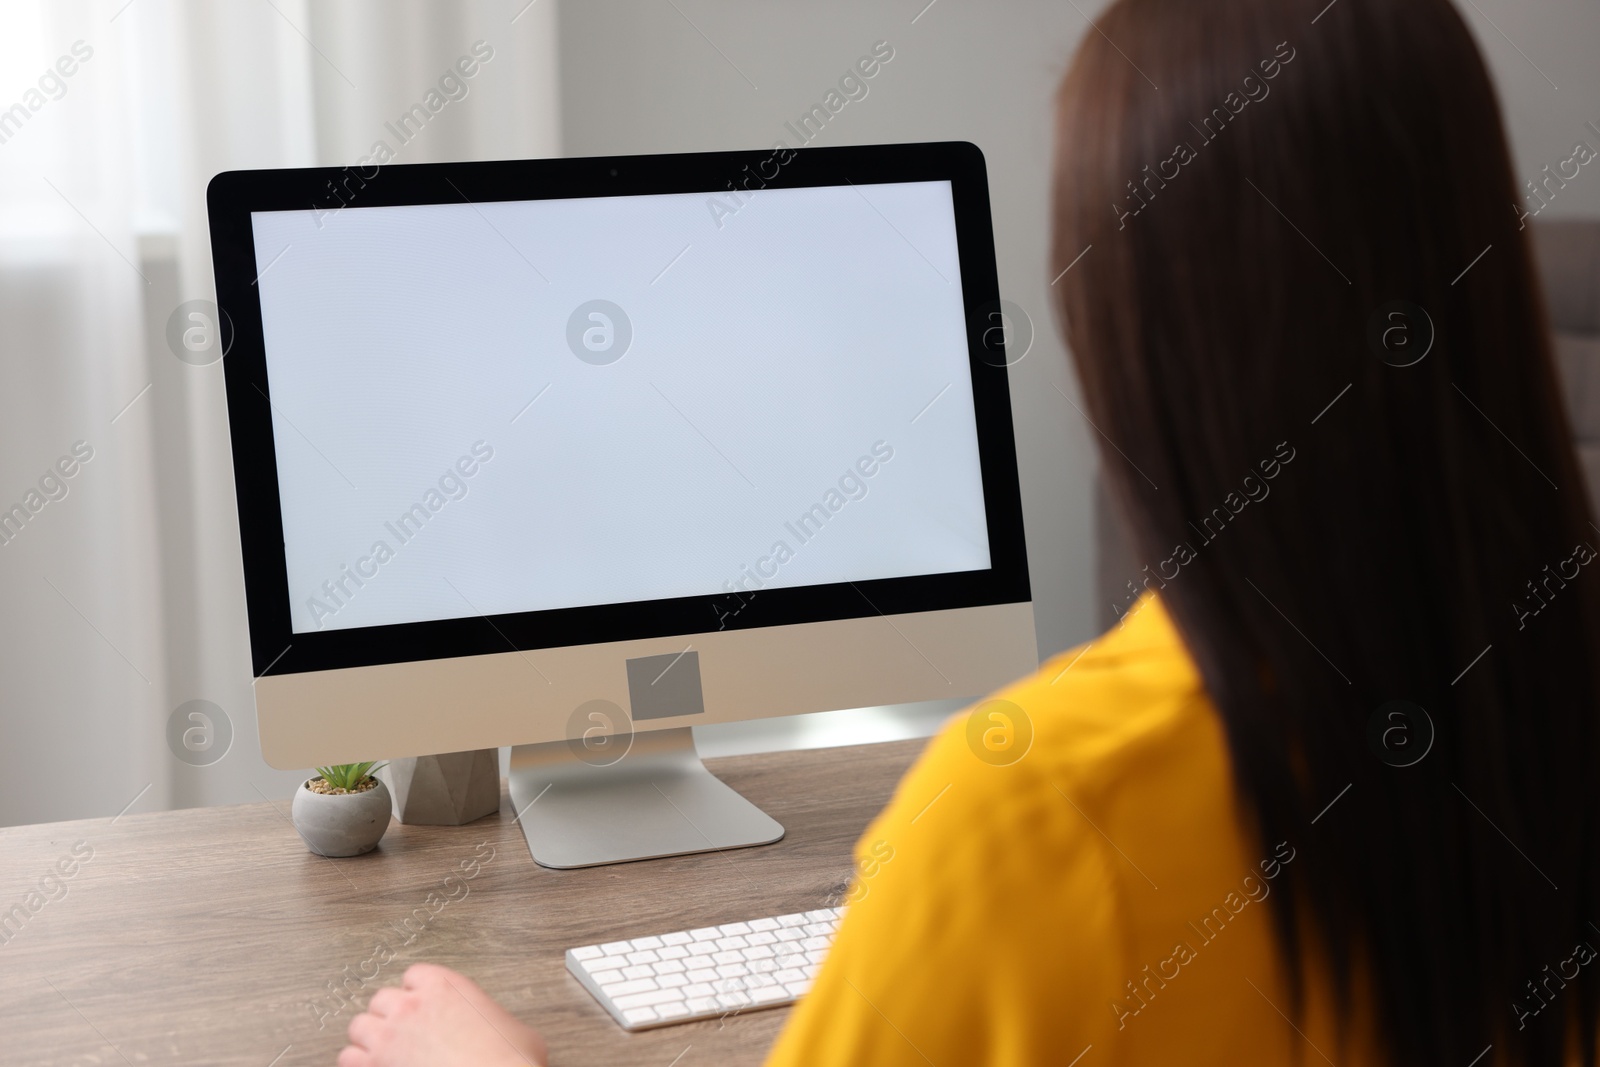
[207,141,1035,868]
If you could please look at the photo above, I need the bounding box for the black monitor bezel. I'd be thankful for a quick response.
[208,140,1031,678]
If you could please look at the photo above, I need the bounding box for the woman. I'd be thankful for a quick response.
[338,0,1600,1063]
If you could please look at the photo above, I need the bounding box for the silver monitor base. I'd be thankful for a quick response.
[507,727,785,869]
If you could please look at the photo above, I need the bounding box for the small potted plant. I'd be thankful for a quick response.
[290,761,391,857]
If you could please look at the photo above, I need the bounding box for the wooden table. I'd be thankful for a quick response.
[0,739,923,1066]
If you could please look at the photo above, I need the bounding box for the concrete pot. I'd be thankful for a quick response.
[383,749,501,825]
[291,776,391,857]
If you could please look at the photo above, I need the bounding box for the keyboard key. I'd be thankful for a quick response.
[594,969,628,987]
[774,926,805,942]
[688,927,721,941]
[654,958,686,974]
[751,984,789,1003]
[622,1007,658,1026]
[659,944,689,960]
[658,972,689,989]
[622,964,654,980]
[683,982,715,998]
[632,935,664,951]
[571,945,603,961]
[627,950,660,965]
[601,941,632,955]
[749,917,779,931]
[776,913,807,927]
[686,969,718,984]
[720,921,752,935]
[656,1001,691,1019]
[801,936,830,951]
[583,955,628,973]
[715,935,749,951]
[743,944,775,961]
[712,950,744,965]
[774,968,805,984]
[686,996,719,1014]
[613,988,688,1010]
[661,931,692,946]
[606,978,659,997]
[717,991,752,1010]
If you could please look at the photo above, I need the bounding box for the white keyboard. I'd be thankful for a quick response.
[565,906,843,1031]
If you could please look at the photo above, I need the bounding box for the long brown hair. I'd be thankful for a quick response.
[1052,1,1600,1064]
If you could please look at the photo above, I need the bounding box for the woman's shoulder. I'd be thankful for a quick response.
[799,593,1258,1064]
[848,590,1262,973]
[867,591,1224,857]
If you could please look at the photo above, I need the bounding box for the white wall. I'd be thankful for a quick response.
[1462,0,1600,219]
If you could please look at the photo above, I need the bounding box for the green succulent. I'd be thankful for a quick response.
[313,761,387,791]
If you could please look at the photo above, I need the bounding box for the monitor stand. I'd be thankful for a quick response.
[507,727,785,869]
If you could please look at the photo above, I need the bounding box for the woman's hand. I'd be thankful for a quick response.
[337,963,548,1067]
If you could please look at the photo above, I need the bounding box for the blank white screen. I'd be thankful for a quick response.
[250,181,991,634]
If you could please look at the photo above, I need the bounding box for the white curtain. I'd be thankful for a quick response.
[0,0,561,826]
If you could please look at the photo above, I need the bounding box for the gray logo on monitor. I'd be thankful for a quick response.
[566,299,632,365]
[626,650,706,721]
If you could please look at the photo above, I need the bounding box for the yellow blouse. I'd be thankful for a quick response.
[765,592,1372,1067]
